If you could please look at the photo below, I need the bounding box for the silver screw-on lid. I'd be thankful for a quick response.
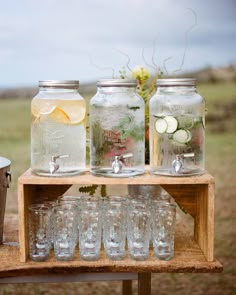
[97,79,137,87]
[39,80,80,88]
[157,78,196,87]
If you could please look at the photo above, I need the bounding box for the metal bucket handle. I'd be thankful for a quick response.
[6,171,11,188]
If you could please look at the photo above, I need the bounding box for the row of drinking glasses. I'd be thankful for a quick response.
[28,195,176,262]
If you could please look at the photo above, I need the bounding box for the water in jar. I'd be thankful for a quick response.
[31,98,86,176]
[90,99,145,177]
[150,113,205,176]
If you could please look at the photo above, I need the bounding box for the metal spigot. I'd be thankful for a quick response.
[49,155,69,174]
[172,152,194,174]
[112,153,133,174]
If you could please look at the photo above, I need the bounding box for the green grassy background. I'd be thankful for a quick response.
[0,82,235,294]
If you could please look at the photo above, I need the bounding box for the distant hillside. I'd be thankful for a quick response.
[0,65,235,99]
[180,64,236,83]
[0,83,97,100]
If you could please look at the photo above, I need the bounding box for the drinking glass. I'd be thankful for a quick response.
[57,195,82,205]
[127,198,151,260]
[28,204,51,261]
[159,189,172,202]
[57,195,82,243]
[152,201,176,260]
[43,201,56,249]
[52,203,78,261]
[78,198,102,261]
[103,196,127,260]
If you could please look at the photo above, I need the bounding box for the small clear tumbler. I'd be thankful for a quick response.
[79,198,102,261]
[152,201,176,260]
[127,199,151,260]
[52,203,78,261]
[28,204,51,262]
[103,196,127,260]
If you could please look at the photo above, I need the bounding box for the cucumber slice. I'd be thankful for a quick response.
[186,130,192,142]
[155,118,168,134]
[173,129,192,144]
[193,117,205,128]
[164,116,178,133]
[177,116,194,129]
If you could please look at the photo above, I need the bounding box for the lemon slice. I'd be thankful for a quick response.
[57,101,86,125]
[50,107,71,124]
[31,100,56,118]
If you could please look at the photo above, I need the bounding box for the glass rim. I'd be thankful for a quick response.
[43,201,56,205]
[80,196,103,206]
[103,195,128,202]
[128,195,151,203]
[152,200,176,209]
[52,203,78,210]
[28,204,51,212]
[58,195,82,201]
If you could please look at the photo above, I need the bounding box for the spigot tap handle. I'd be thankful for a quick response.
[183,152,195,158]
[120,153,133,160]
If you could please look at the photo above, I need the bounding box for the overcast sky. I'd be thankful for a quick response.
[0,0,235,87]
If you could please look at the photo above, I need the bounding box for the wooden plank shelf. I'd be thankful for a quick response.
[19,168,214,185]
[0,215,222,279]
[18,169,217,264]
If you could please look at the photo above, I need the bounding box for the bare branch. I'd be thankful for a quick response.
[88,54,115,78]
[114,49,132,72]
[141,46,156,71]
[151,39,159,70]
[172,8,198,75]
[141,40,160,73]
[163,56,172,77]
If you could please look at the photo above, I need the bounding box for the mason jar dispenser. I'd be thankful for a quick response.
[90,79,145,177]
[149,78,205,176]
[31,80,86,176]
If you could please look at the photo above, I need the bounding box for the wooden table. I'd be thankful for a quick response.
[0,170,223,294]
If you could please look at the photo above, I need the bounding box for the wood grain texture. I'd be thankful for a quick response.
[161,184,197,217]
[19,169,215,185]
[138,273,151,295]
[194,183,215,262]
[0,214,222,279]
[122,280,133,295]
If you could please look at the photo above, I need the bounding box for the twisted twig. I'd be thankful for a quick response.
[163,56,172,77]
[172,8,198,75]
[88,54,115,77]
[114,49,132,72]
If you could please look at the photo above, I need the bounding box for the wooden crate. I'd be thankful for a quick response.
[17,168,219,272]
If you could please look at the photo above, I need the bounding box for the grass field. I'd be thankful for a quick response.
[0,82,235,294]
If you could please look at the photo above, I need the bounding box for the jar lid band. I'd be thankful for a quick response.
[97,79,137,87]
[157,78,196,87]
[39,80,80,88]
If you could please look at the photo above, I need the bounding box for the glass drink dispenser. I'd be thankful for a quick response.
[90,79,145,177]
[31,80,86,176]
[149,78,205,176]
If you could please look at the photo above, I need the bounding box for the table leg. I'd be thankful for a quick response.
[138,273,151,295]
[122,280,133,295]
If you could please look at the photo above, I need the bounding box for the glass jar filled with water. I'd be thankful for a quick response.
[31,80,86,176]
[90,79,145,177]
[149,78,205,176]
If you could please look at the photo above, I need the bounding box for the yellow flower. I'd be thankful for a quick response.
[130,66,151,83]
